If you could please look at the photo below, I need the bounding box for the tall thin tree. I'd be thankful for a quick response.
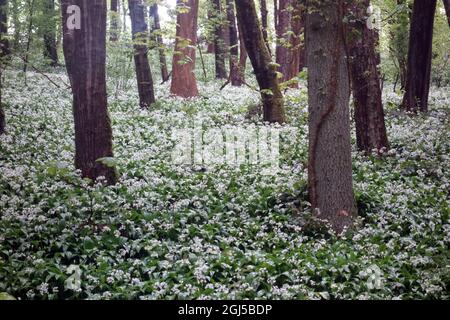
[259,0,270,53]
[149,3,170,83]
[345,0,389,153]
[226,0,244,86]
[306,0,356,233]
[235,0,285,123]
[129,0,156,109]
[212,0,228,79]
[402,0,437,113]
[110,0,119,41]
[43,0,58,66]
[61,0,117,184]
[170,0,199,98]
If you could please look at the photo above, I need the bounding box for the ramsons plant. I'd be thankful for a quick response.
[0,69,448,300]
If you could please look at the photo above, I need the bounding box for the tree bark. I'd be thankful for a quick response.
[170,0,199,98]
[129,0,155,109]
[260,0,271,53]
[0,0,9,135]
[306,0,356,233]
[61,0,117,185]
[402,0,437,113]
[276,0,304,86]
[345,0,389,153]
[110,0,119,41]
[443,0,450,28]
[226,0,244,86]
[237,19,247,82]
[149,4,170,83]
[212,0,228,79]
[43,0,58,66]
[276,0,292,82]
[235,0,285,123]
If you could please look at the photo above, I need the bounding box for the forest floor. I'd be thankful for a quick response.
[0,69,449,299]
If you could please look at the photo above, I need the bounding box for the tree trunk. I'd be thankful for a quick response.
[0,0,9,135]
[226,0,244,86]
[292,2,306,71]
[402,0,436,113]
[11,0,20,49]
[43,0,58,66]
[443,0,450,28]
[390,0,409,91]
[235,0,285,123]
[260,0,271,53]
[61,0,117,185]
[276,0,292,82]
[238,19,247,82]
[23,0,35,74]
[170,0,199,98]
[212,0,228,79]
[129,0,155,109]
[110,0,119,41]
[345,0,389,153]
[149,4,170,83]
[306,0,356,233]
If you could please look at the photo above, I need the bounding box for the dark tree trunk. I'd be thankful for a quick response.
[443,0,450,28]
[149,4,169,83]
[226,0,244,86]
[170,0,199,98]
[402,0,437,113]
[11,0,20,49]
[110,0,119,41]
[260,0,270,53]
[43,0,58,66]
[292,2,306,71]
[235,0,285,123]
[306,0,356,233]
[61,0,117,185]
[345,0,389,153]
[212,0,228,79]
[23,0,35,74]
[129,0,155,108]
[238,19,248,82]
[0,0,9,135]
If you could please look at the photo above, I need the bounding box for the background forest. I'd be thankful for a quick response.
[0,0,449,300]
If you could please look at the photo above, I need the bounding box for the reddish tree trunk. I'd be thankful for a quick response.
[276,0,301,85]
[212,0,228,79]
[306,0,356,233]
[129,0,155,109]
[170,0,199,98]
[61,0,117,185]
[402,0,437,113]
[345,0,389,153]
[226,0,244,86]
[235,0,285,123]
[149,4,170,83]
[443,0,450,28]
[110,0,119,41]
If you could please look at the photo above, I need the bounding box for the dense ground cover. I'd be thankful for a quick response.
[0,69,449,299]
